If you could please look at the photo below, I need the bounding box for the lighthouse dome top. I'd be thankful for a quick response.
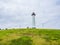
[32,12,36,16]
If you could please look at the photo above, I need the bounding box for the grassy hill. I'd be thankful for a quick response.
[0,28,60,45]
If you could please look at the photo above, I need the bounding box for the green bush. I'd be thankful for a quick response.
[10,36,33,45]
[0,39,3,41]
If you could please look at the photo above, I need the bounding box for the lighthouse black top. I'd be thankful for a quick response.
[32,12,36,16]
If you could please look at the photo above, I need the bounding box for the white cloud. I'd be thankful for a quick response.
[0,0,60,28]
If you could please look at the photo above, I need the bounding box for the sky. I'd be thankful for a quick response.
[0,0,60,29]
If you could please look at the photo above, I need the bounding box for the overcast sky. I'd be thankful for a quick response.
[0,0,60,29]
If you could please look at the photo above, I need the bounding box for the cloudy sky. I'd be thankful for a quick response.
[0,0,60,29]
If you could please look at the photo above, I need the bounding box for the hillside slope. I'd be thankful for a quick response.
[0,28,60,45]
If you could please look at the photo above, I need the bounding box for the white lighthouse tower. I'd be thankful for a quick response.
[31,12,36,28]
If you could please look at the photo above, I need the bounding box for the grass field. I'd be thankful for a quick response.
[0,28,60,45]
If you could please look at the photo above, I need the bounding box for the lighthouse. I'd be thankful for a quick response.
[31,12,36,28]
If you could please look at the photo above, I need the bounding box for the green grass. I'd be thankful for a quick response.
[0,28,60,45]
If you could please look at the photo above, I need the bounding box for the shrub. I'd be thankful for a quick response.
[10,36,33,45]
[0,39,3,41]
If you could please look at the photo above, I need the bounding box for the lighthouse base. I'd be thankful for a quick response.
[32,27,36,29]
